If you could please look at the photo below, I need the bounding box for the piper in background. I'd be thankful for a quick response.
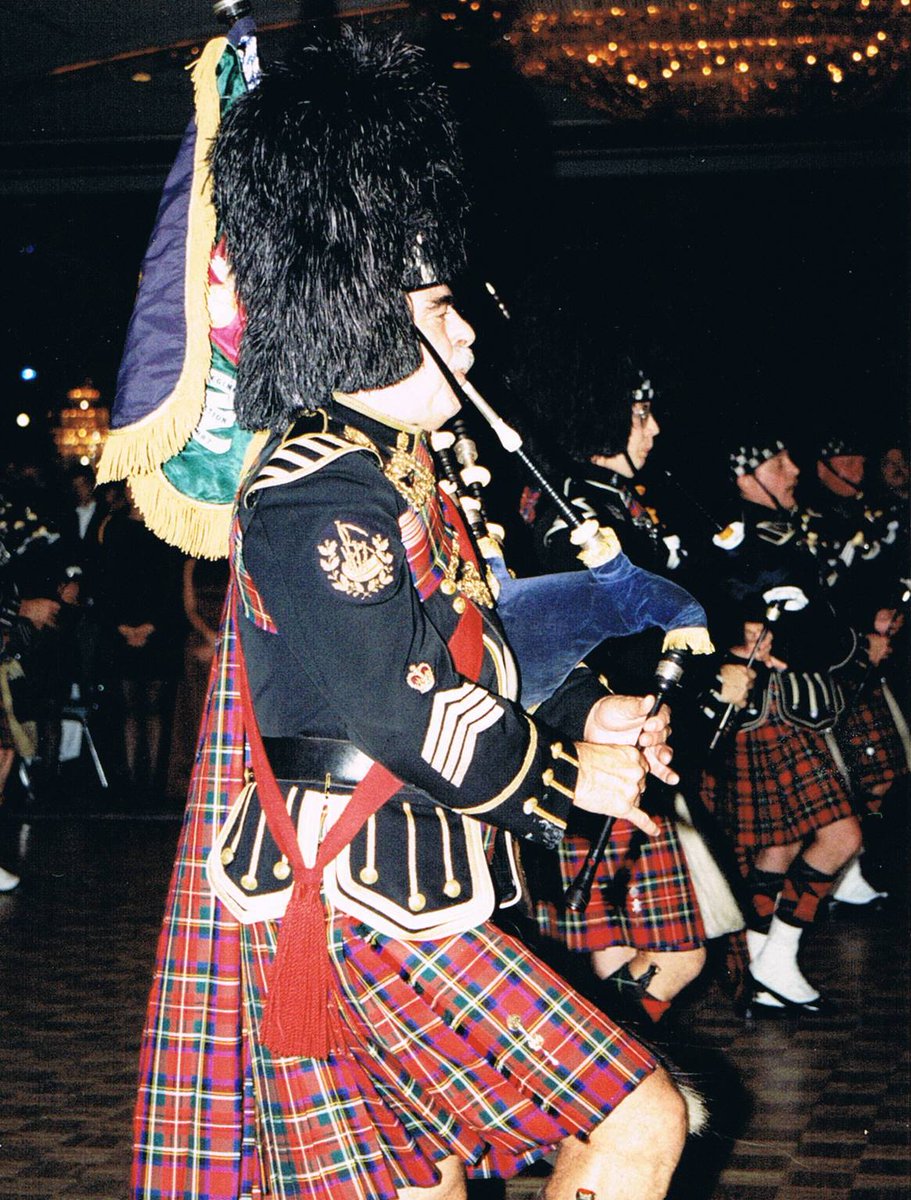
[701,432,873,1014]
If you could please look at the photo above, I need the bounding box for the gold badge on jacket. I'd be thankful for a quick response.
[318,520,395,598]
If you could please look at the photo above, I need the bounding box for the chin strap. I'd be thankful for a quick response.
[752,474,792,514]
[820,458,863,496]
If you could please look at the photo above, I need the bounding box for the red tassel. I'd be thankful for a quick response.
[260,879,346,1059]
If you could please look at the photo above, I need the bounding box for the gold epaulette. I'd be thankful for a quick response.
[244,422,380,503]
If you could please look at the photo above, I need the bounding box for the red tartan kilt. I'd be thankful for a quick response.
[534,813,705,953]
[701,702,854,851]
[240,914,657,1197]
[836,683,909,793]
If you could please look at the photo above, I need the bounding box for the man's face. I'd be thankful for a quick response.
[817,453,865,497]
[626,401,661,471]
[738,449,800,510]
[881,447,910,496]
[349,285,475,431]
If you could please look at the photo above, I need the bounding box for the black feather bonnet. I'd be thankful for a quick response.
[210,29,468,431]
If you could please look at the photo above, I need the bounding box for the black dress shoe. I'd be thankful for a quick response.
[746,975,835,1017]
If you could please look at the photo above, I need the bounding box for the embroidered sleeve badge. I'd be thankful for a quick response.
[318,520,395,599]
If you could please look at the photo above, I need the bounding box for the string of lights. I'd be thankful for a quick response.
[504,0,910,118]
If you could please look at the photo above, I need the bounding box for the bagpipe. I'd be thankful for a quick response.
[418,331,713,703]
[417,336,717,909]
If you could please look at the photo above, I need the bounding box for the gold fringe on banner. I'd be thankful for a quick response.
[98,36,228,485]
[662,626,714,656]
[128,431,268,560]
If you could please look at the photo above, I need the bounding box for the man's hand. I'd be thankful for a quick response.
[867,632,892,666]
[572,742,660,836]
[874,607,902,636]
[717,661,756,710]
[18,597,60,630]
[583,694,679,787]
[731,621,788,670]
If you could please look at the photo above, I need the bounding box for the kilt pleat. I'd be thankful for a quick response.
[837,683,909,793]
[702,699,854,851]
[534,814,705,953]
[239,913,656,1196]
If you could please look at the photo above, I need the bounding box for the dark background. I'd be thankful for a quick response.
[3,5,909,499]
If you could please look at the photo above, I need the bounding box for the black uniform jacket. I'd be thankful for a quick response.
[707,501,861,732]
[234,400,606,939]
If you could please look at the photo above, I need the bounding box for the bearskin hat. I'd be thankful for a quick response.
[510,290,659,465]
[210,29,468,431]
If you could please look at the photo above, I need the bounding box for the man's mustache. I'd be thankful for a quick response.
[450,348,474,377]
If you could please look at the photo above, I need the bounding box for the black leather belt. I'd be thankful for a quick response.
[262,735,374,787]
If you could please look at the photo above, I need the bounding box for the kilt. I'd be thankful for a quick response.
[533,813,705,954]
[240,913,657,1197]
[836,683,909,794]
[701,699,854,853]
[133,595,657,1200]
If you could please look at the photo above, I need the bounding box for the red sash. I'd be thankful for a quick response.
[237,489,485,1058]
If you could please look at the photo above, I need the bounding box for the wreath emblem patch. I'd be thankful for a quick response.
[318,520,395,599]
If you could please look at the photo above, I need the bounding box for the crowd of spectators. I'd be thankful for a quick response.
[0,460,227,890]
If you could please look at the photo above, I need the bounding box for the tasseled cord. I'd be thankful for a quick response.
[234,597,400,1059]
[231,506,484,1058]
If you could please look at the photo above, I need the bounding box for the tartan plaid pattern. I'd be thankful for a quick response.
[134,580,656,1199]
[232,514,277,633]
[396,450,456,600]
[132,583,264,1200]
[700,698,854,852]
[239,913,656,1196]
[837,683,909,793]
[534,814,705,953]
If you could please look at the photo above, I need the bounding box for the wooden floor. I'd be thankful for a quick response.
[0,777,907,1200]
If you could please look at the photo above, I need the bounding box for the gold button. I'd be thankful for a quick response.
[273,861,291,881]
[542,768,554,786]
[408,892,427,912]
[550,741,563,758]
[220,847,235,866]
[452,596,467,614]
[444,879,462,899]
[440,579,457,595]
[523,798,538,815]
[360,866,379,885]
[240,873,258,891]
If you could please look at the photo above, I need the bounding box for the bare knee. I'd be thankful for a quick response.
[645,947,707,997]
[590,1067,688,1160]
[395,1155,466,1200]
[755,843,800,874]
[592,944,637,980]
[811,817,863,871]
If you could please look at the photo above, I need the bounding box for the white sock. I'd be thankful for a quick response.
[832,856,887,904]
[750,916,819,1003]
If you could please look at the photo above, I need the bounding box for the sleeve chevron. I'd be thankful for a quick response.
[421,683,505,787]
